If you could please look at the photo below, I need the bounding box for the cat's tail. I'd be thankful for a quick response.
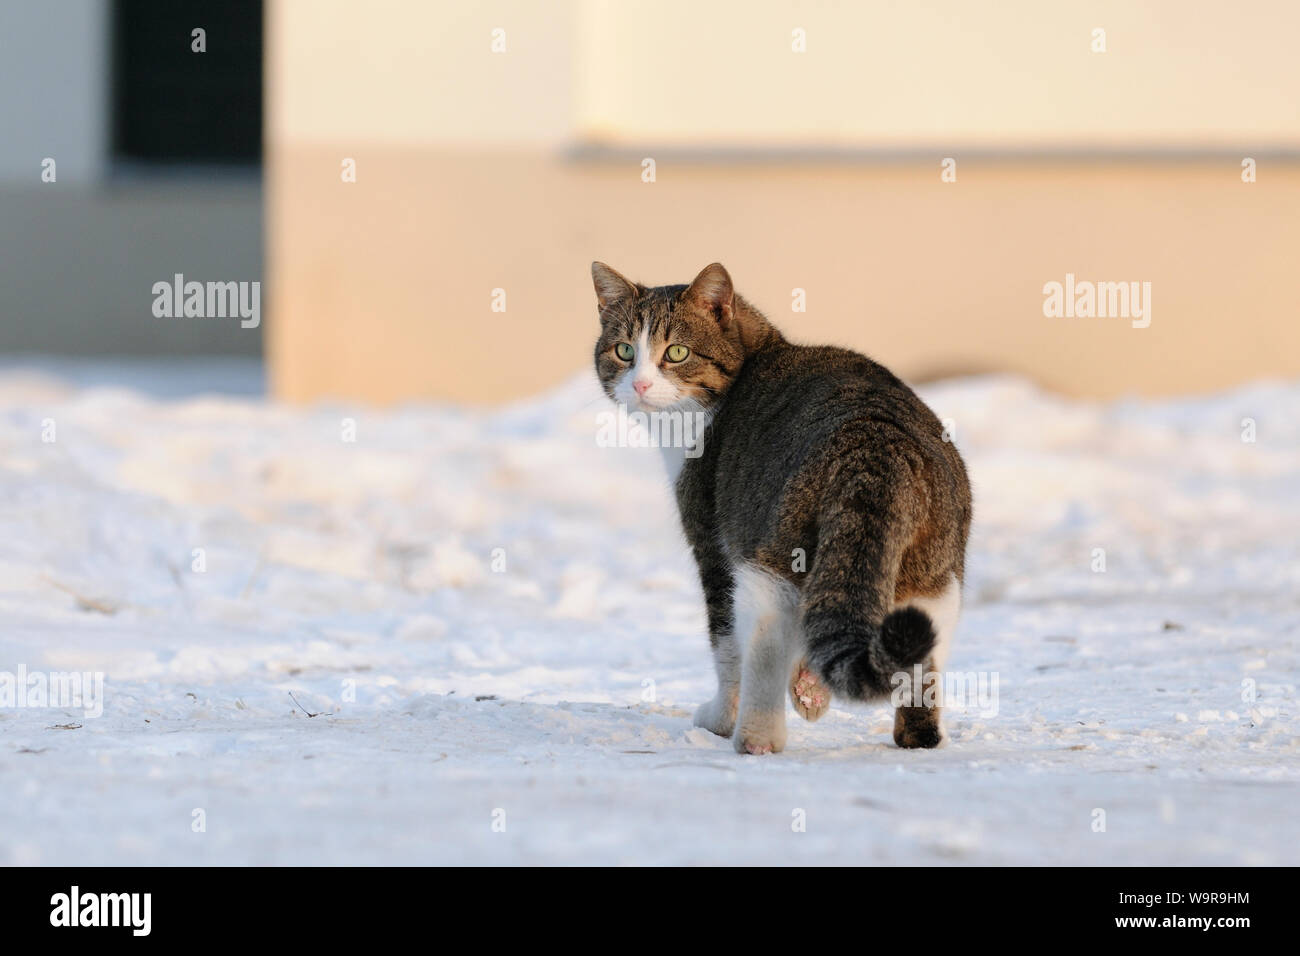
[802,461,935,701]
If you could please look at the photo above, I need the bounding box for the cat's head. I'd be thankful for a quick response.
[591,262,772,412]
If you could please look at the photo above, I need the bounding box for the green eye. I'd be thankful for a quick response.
[665,344,690,362]
[615,342,635,361]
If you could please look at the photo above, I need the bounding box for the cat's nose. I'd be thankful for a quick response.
[633,380,652,396]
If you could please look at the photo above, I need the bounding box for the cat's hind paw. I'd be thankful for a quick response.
[789,663,831,722]
[893,706,945,749]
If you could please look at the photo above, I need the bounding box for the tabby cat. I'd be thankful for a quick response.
[592,262,972,754]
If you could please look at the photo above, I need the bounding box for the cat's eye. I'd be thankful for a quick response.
[665,344,690,363]
[615,342,635,361]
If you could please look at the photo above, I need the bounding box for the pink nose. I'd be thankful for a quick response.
[633,380,652,397]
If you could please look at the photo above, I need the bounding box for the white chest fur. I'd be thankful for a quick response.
[660,442,688,486]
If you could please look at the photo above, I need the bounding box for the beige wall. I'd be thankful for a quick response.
[575,0,1300,148]
[267,0,576,147]
[270,0,1300,149]
[267,1,1300,404]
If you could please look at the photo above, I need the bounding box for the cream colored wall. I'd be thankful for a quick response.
[269,148,1299,403]
[577,0,1300,147]
[267,0,576,147]
[271,0,1300,149]
[267,1,1300,404]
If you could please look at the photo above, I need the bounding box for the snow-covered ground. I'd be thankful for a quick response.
[1,363,1297,865]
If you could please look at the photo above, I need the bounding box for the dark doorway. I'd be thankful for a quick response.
[112,0,263,164]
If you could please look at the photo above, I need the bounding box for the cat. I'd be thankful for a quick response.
[592,261,972,754]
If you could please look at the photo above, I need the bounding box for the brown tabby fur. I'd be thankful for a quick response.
[593,261,972,753]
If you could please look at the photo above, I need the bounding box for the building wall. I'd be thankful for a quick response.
[574,0,1300,149]
[269,147,1299,402]
[0,0,262,358]
[266,0,1300,402]
[0,1,108,184]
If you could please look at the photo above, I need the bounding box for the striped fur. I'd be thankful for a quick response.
[593,262,972,752]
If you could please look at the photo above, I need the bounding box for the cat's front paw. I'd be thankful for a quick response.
[693,689,738,738]
[789,662,831,722]
[733,711,786,755]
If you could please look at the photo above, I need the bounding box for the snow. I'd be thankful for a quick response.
[1,363,1297,865]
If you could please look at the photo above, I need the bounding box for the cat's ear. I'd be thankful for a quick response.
[591,261,637,314]
[684,262,735,328]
